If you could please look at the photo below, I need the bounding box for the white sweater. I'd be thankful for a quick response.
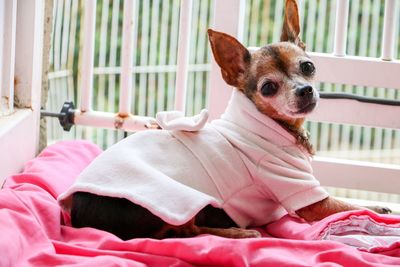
[58,90,328,227]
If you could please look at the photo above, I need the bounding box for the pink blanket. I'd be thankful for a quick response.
[1,140,400,266]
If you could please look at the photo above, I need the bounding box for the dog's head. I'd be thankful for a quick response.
[208,0,317,129]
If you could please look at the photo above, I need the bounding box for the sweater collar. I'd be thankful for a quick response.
[220,89,297,146]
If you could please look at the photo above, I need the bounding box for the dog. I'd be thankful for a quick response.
[60,0,390,240]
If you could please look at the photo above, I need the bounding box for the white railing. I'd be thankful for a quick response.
[0,0,44,185]
[382,0,396,61]
[45,0,400,201]
[0,0,17,116]
[73,0,197,131]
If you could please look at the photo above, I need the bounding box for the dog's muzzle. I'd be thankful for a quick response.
[295,85,318,114]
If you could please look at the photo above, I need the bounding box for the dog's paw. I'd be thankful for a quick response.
[225,228,262,239]
[367,206,392,214]
[198,226,261,239]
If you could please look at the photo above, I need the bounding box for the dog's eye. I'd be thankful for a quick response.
[300,62,315,76]
[261,81,278,97]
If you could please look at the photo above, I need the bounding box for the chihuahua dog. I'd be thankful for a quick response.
[67,0,390,240]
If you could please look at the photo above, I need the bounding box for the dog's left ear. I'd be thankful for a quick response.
[208,29,250,89]
[280,0,305,50]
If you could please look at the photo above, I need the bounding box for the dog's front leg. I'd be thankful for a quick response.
[296,196,392,222]
[296,196,357,222]
[153,218,261,239]
[197,226,261,239]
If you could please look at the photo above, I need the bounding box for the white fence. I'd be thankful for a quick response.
[0,0,44,185]
[45,0,400,203]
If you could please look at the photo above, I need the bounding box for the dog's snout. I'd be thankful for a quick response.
[296,86,314,97]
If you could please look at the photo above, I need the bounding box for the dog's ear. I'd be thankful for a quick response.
[208,29,250,88]
[280,0,305,50]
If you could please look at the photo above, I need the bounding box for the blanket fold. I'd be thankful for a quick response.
[267,210,400,255]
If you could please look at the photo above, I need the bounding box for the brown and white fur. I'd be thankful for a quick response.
[70,0,390,240]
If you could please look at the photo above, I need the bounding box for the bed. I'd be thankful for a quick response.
[0,140,400,266]
[1,0,400,266]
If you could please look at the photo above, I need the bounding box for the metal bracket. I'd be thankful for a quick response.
[320,92,400,106]
[41,101,75,131]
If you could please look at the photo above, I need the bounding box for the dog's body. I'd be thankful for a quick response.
[60,0,390,240]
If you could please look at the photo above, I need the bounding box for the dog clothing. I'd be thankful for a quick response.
[58,90,329,227]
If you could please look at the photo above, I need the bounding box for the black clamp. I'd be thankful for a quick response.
[41,101,75,131]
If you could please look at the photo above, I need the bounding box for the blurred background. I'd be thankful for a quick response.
[45,0,400,202]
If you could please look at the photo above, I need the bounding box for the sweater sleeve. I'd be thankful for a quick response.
[256,147,329,214]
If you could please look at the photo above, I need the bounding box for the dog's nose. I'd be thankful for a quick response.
[296,85,314,97]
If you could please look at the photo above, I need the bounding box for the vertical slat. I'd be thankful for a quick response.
[311,0,325,152]
[339,0,359,153]
[66,0,79,141]
[108,0,120,113]
[304,1,318,148]
[315,0,327,52]
[129,0,139,117]
[96,0,110,146]
[346,0,365,199]
[61,0,71,69]
[334,0,359,163]
[55,0,64,141]
[80,0,97,112]
[370,0,380,58]
[381,0,396,60]
[49,0,56,74]
[74,0,86,143]
[52,0,64,139]
[369,0,382,154]
[146,0,160,116]
[156,0,170,112]
[271,0,284,42]
[260,0,271,44]
[305,0,317,49]
[186,0,199,115]
[208,0,246,119]
[119,0,135,115]
[318,0,336,153]
[351,0,369,154]
[361,0,378,151]
[194,0,209,113]
[107,0,121,146]
[167,1,180,110]
[61,0,72,140]
[138,0,150,115]
[372,0,386,163]
[174,0,193,112]
[0,0,17,115]
[48,0,57,142]
[333,0,349,56]
[53,0,63,72]
[242,0,251,45]
[0,1,5,113]
[248,0,260,46]
[324,0,337,147]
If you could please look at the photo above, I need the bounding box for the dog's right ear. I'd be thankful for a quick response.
[208,29,250,88]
